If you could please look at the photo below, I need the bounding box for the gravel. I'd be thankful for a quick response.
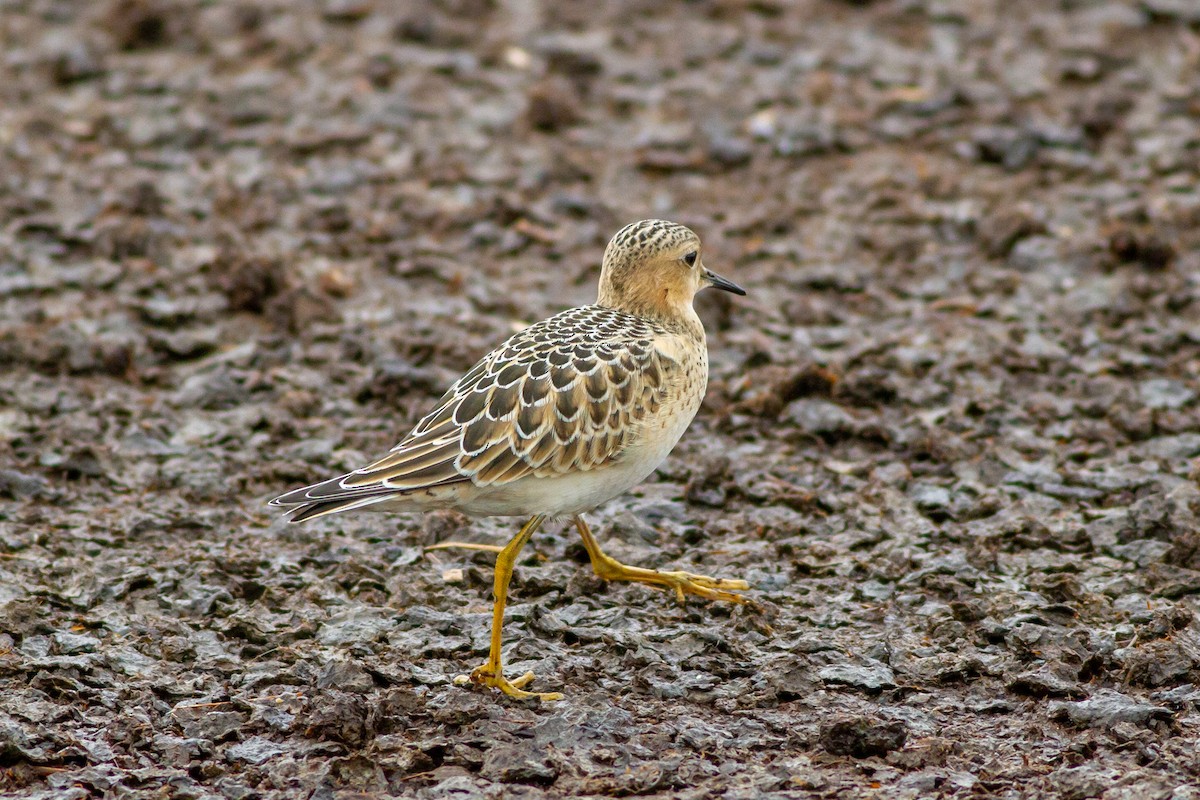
[2,1,1199,798]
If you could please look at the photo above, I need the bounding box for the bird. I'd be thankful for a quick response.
[271,219,750,701]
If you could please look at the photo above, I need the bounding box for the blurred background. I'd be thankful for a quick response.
[1,1,1199,798]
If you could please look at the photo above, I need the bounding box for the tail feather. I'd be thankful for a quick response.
[282,492,397,523]
[269,471,470,523]
[270,472,362,507]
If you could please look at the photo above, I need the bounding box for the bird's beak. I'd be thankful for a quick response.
[704,269,746,296]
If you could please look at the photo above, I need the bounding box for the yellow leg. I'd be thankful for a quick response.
[573,516,750,605]
[457,514,563,702]
[425,541,504,553]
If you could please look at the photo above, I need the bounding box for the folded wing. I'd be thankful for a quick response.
[270,307,673,521]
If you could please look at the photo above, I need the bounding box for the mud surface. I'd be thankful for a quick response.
[3,1,1200,798]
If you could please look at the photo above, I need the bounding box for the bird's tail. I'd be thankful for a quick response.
[269,472,401,522]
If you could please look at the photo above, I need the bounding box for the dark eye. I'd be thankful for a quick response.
[683,251,698,267]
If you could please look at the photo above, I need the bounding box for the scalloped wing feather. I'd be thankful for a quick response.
[272,307,679,514]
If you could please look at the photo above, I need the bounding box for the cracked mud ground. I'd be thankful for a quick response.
[2,1,1200,798]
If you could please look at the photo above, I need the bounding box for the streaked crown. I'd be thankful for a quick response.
[607,219,698,258]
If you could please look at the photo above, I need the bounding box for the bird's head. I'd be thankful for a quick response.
[596,219,745,321]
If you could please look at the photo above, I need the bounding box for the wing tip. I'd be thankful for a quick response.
[269,492,398,523]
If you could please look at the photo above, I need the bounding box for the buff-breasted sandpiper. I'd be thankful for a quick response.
[271,219,749,700]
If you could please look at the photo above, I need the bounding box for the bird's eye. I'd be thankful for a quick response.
[683,251,698,267]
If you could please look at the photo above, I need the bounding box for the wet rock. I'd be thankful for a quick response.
[979,207,1046,258]
[820,718,908,758]
[1046,764,1121,800]
[1050,689,1173,729]
[480,743,559,784]
[0,717,51,763]
[970,126,1040,170]
[304,691,376,747]
[53,631,99,654]
[1007,668,1084,698]
[206,255,285,314]
[107,0,182,50]
[0,469,52,499]
[225,736,286,765]
[1114,640,1197,688]
[173,708,247,742]
[1108,228,1176,270]
[784,399,857,440]
[909,484,951,517]
[1139,379,1194,410]
[526,78,583,132]
[818,662,897,694]
[317,658,376,694]
[317,608,397,646]
[1151,684,1200,710]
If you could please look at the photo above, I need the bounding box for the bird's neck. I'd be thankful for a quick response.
[600,295,706,342]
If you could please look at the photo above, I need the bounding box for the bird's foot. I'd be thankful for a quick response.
[643,569,751,605]
[574,517,752,606]
[590,556,750,604]
[455,663,564,702]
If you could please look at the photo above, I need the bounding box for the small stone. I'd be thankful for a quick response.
[1050,689,1173,729]
[819,662,896,693]
[526,78,582,132]
[971,126,1039,170]
[317,659,376,694]
[1007,668,1083,698]
[321,0,372,22]
[225,736,286,765]
[785,399,856,439]
[304,691,375,747]
[317,608,396,646]
[1143,0,1200,23]
[46,36,106,85]
[1108,228,1176,270]
[480,743,558,784]
[53,631,100,654]
[1139,434,1200,460]
[0,469,52,499]
[1047,764,1122,800]
[207,254,285,313]
[318,266,355,297]
[978,207,1045,258]
[265,287,340,333]
[173,708,247,742]
[707,136,753,168]
[1139,379,1194,410]
[909,484,951,514]
[820,718,908,758]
